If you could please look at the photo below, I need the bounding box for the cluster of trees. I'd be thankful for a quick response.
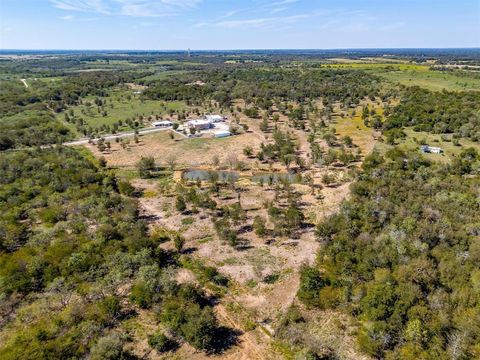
[298,148,480,359]
[175,184,218,214]
[384,87,480,141]
[0,109,72,150]
[0,147,227,358]
[257,130,299,169]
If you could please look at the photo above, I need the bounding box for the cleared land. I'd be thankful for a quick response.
[57,88,186,133]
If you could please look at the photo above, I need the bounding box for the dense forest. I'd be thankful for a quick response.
[0,147,228,359]
[298,148,480,359]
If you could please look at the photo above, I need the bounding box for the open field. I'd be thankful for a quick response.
[330,103,381,156]
[379,69,480,91]
[138,70,190,81]
[324,62,430,71]
[323,61,480,91]
[85,130,265,168]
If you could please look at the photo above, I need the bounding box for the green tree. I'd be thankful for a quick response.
[136,156,155,178]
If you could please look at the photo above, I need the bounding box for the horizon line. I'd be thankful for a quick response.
[1,47,480,53]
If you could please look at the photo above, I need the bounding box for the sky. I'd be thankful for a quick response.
[0,0,479,50]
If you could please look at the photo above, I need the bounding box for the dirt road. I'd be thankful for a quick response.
[63,127,186,146]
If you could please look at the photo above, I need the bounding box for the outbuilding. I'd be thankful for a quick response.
[420,145,443,154]
[213,130,231,138]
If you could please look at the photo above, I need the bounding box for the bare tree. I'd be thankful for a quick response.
[211,154,220,168]
[165,153,177,171]
[226,153,238,170]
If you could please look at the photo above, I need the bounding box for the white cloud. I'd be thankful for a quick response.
[51,0,109,14]
[197,13,310,29]
[271,7,287,14]
[271,0,299,6]
[219,10,240,19]
[50,0,202,17]
[60,14,75,20]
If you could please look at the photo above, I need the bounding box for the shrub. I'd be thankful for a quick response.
[148,332,177,353]
[90,334,124,360]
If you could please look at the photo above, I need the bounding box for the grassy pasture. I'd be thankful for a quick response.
[331,109,377,155]
[378,70,480,91]
[321,61,480,91]
[138,70,189,81]
[323,62,429,71]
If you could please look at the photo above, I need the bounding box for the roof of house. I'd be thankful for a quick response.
[187,119,212,126]
[152,120,172,126]
[205,114,224,122]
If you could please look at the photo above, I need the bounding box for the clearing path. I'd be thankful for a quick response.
[20,79,28,88]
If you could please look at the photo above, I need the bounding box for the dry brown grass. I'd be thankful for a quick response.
[86,130,264,169]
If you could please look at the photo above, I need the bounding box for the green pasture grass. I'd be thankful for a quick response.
[378,70,480,91]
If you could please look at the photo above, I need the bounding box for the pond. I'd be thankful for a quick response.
[182,169,239,182]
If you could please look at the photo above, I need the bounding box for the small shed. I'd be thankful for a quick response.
[420,145,443,154]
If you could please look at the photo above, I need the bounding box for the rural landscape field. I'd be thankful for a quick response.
[1,0,480,359]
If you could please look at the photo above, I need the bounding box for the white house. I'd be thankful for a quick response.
[152,120,173,128]
[186,119,213,130]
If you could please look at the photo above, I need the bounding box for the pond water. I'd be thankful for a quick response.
[183,169,301,184]
[182,169,239,182]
